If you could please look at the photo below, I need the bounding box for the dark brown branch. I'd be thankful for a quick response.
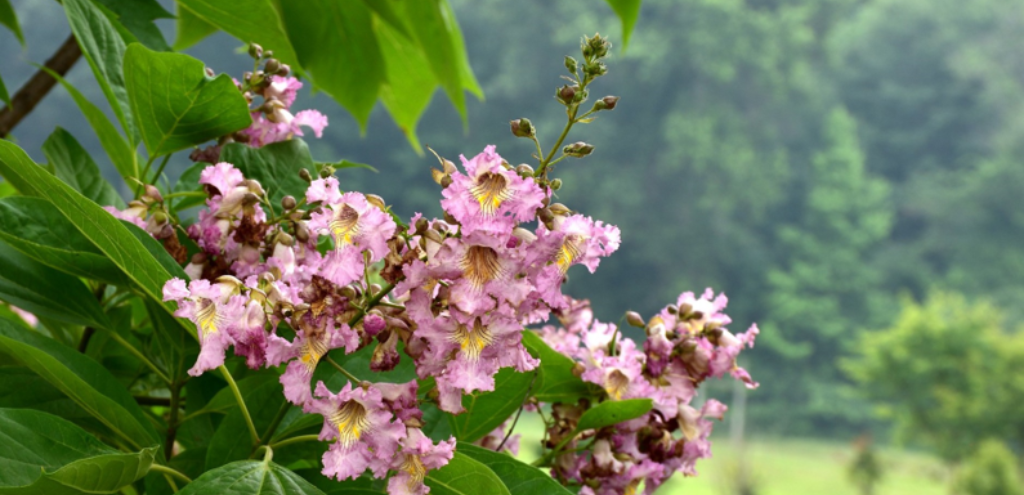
[0,34,82,138]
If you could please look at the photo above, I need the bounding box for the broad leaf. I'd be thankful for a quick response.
[0,240,111,329]
[575,398,653,433]
[456,444,574,495]
[220,139,314,207]
[0,408,156,494]
[0,0,23,45]
[170,161,209,211]
[0,141,190,350]
[421,402,455,443]
[521,331,598,403]
[42,127,123,207]
[0,317,160,449]
[315,342,418,390]
[396,0,469,122]
[179,459,326,495]
[604,0,642,48]
[279,0,385,127]
[43,67,137,184]
[63,0,136,142]
[0,197,128,285]
[176,0,299,68]
[173,1,217,51]
[450,368,535,443]
[376,20,433,153]
[293,470,381,495]
[0,367,109,436]
[146,297,192,381]
[0,70,9,106]
[425,452,511,495]
[124,43,252,157]
[205,370,284,469]
[93,0,172,51]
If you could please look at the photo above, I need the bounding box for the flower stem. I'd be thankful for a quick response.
[219,365,260,446]
[260,401,291,445]
[107,330,172,385]
[347,281,397,327]
[270,434,320,450]
[150,464,192,483]
[325,356,361,383]
[149,153,172,185]
[497,372,537,452]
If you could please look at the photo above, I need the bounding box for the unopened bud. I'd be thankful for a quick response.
[572,362,586,377]
[366,194,386,210]
[516,164,535,177]
[415,217,429,235]
[264,58,281,75]
[369,283,381,295]
[585,33,610,59]
[550,178,562,190]
[242,179,266,197]
[281,195,297,210]
[563,141,595,158]
[557,85,578,105]
[319,166,334,179]
[263,50,274,58]
[242,192,260,206]
[510,118,534,138]
[143,184,163,204]
[340,286,358,300]
[596,95,619,110]
[537,208,555,224]
[276,64,290,76]
[423,229,443,245]
[667,304,679,315]
[431,168,446,185]
[359,380,372,390]
[548,203,571,216]
[276,232,294,246]
[626,311,645,328]
[191,252,208,265]
[443,211,457,225]
[248,43,263,59]
[151,210,169,225]
[299,168,313,183]
[584,61,608,77]
[564,55,578,73]
[294,222,310,243]
[205,67,215,78]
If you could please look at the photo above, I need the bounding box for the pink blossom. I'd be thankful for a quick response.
[386,428,455,495]
[440,145,545,235]
[162,277,246,376]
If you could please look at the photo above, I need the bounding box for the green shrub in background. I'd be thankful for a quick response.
[953,440,1023,495]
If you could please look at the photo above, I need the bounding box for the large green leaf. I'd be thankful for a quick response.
[43,68,137,184]
[425,452,510,495]
[42,127,123,207]
[0,408,155,494]
[575,398,653,433]
[376,19,433,153]
[176,0,299,68]
[178,459,326,495]
[0,317,160,449]
[450,368,535,443]
[124,43,252,157]
[0,198,128,285]
[603,0,642,48]
[0,367,109,436]
[293,470,381,495]
[456,444,574,495]
[0,140,189,345]
[93,0,172,51]
[279,0,384,128]
[0,70,9,106]
[396,0,469,122]
[205,370,284,469]
[0,0,23,45]
[521,331,598,403]
[0,240,110,329]
[220,139,313,207]
[170,161,209,211]
[63,0,136,142]
[173,1,217,51]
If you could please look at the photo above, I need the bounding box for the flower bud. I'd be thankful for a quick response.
[294,222,310,243]
[142,184,164,204]
[594,95,619,111]
[263,50,274,58]
[556,85,578,105]
[510,118,535,138]
[242,192,260,207]
[584,61,607,77]
[191,252,208,265]
[264,58,281,75]
[440,175,453,188]
[281,195,297,210]
[431,168,447,185]
[242,179,266,197]
[572,362,586,377]
[248,43,263,59]
[319,165,334,179]
[667,304,679,315]
[276,231,295,247]
[366,194,386,210]
[276,64,290,77]
[205,67,215,78]
[364,312,386,336]
[563,141,595,158]
[550,178,562,190]
[423,229,444,245]
[516,164,535,177]
[537,207,555,224]
[414,217,429,235]
[585,33,610,59]
[369,283,381,295]
[299,168,313,183]
[548,203,571,216]
[564,55,578,73]
[151,210,169,225]
[626,311,645,328]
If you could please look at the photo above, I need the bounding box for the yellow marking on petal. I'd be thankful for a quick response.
[605,369,629,400]
[329,204,361,248]
[449,319,495,361]
[469,173,514,216]
[624,480,641,495]
[556,234,585,274]
[459,245,504,288]
[329,400,371,448]
[195,300,222,338]
[300,334,329,372]
[401,454,427,489]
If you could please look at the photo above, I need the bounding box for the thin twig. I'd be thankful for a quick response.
[326,356,361,383]
[0,34,82,137]
[150,464,192,483]
[219,365,260,446]
[497,372,538,452]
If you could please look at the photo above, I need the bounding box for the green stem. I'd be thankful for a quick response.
[326,356,361,383]
[106,330,172,385]
[149,153,172,185]
[260,401,291,445]
[136,154,158,196]
[270,434,320,450]
[164,383,182,457]
[162,191,207,200]
[219,365,260,446]
[530,134,544,161]
[162,473,179,493]
[532,432,576,467]
[348,282,397,327]
[539,116,575,175]
[150,464,192,483]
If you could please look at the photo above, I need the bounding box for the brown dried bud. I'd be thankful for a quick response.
[415,217,429,235]
[537,207,555,224]
[548,203,571,216]
[626,311,645,328]
[557,85,578,105]
[510,118,535,138]
[366,194,386,211]
[281,195,297,210]
[563,141,595,158]
[264,58,281,75]
[191,252,208,265]
[294,222,310,243]
[572,362,586,377]
[299,168,313,183]
[440,175,453,188]
[515,164,535,177]
[667,304,679,315]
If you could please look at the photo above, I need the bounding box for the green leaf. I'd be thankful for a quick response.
[521,331,598,403]
[603,0,642,48]
[179,459,326,495]
[359,0,410,39]
[205,370,284,469]
[0,317,160,450]
[173,1,217,51]
[220,139,314,207]
[92,0,172,51]
[319,160,379,174]
[442,0,482,100]
[293,470,381,495]
[42,67,137,184]
[425,452,511,495]
[450,368,535,443]
[456,444,574,495]
[0,367,110,436]
[0,140,187,338]
[0,0,24,45]
[575,398,653,433]
[123,220,190,281]
[280,0,385,128]
[0,240,111,329]
[170,161,208,211]
[146,297,192,381]
[63,0,136,142]
[42,127,123,207]
[0,70,9,106]
[376,19,433,153]
[124,43,252,157]
[176,0,299,69]
[0,408,156,494]
[315,342,418,388]
[0,197,129,285]
[397,0,470,123]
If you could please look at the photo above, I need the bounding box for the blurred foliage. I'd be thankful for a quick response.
[845,292,1024,462]
[952,440,1024,495]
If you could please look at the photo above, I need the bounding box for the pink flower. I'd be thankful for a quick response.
[162,277,246,376]
[308,382,406,481]
[440,145,545,235]
[386,428,456,495]
[266,322,359,406]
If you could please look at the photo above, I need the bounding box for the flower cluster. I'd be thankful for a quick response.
[540,293,758,495]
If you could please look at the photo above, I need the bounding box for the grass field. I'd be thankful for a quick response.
[514,413,950,495]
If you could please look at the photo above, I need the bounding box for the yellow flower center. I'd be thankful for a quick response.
[460,245,504,288]
[329,204,360,247]
[450,319,495,361]
[329,400,371,448]
[195,299,221,338]
[605,369,630,400]
[470,172,514,216]
[556,233,585,274]
[300,334,329,372]
[401,454,427,488]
